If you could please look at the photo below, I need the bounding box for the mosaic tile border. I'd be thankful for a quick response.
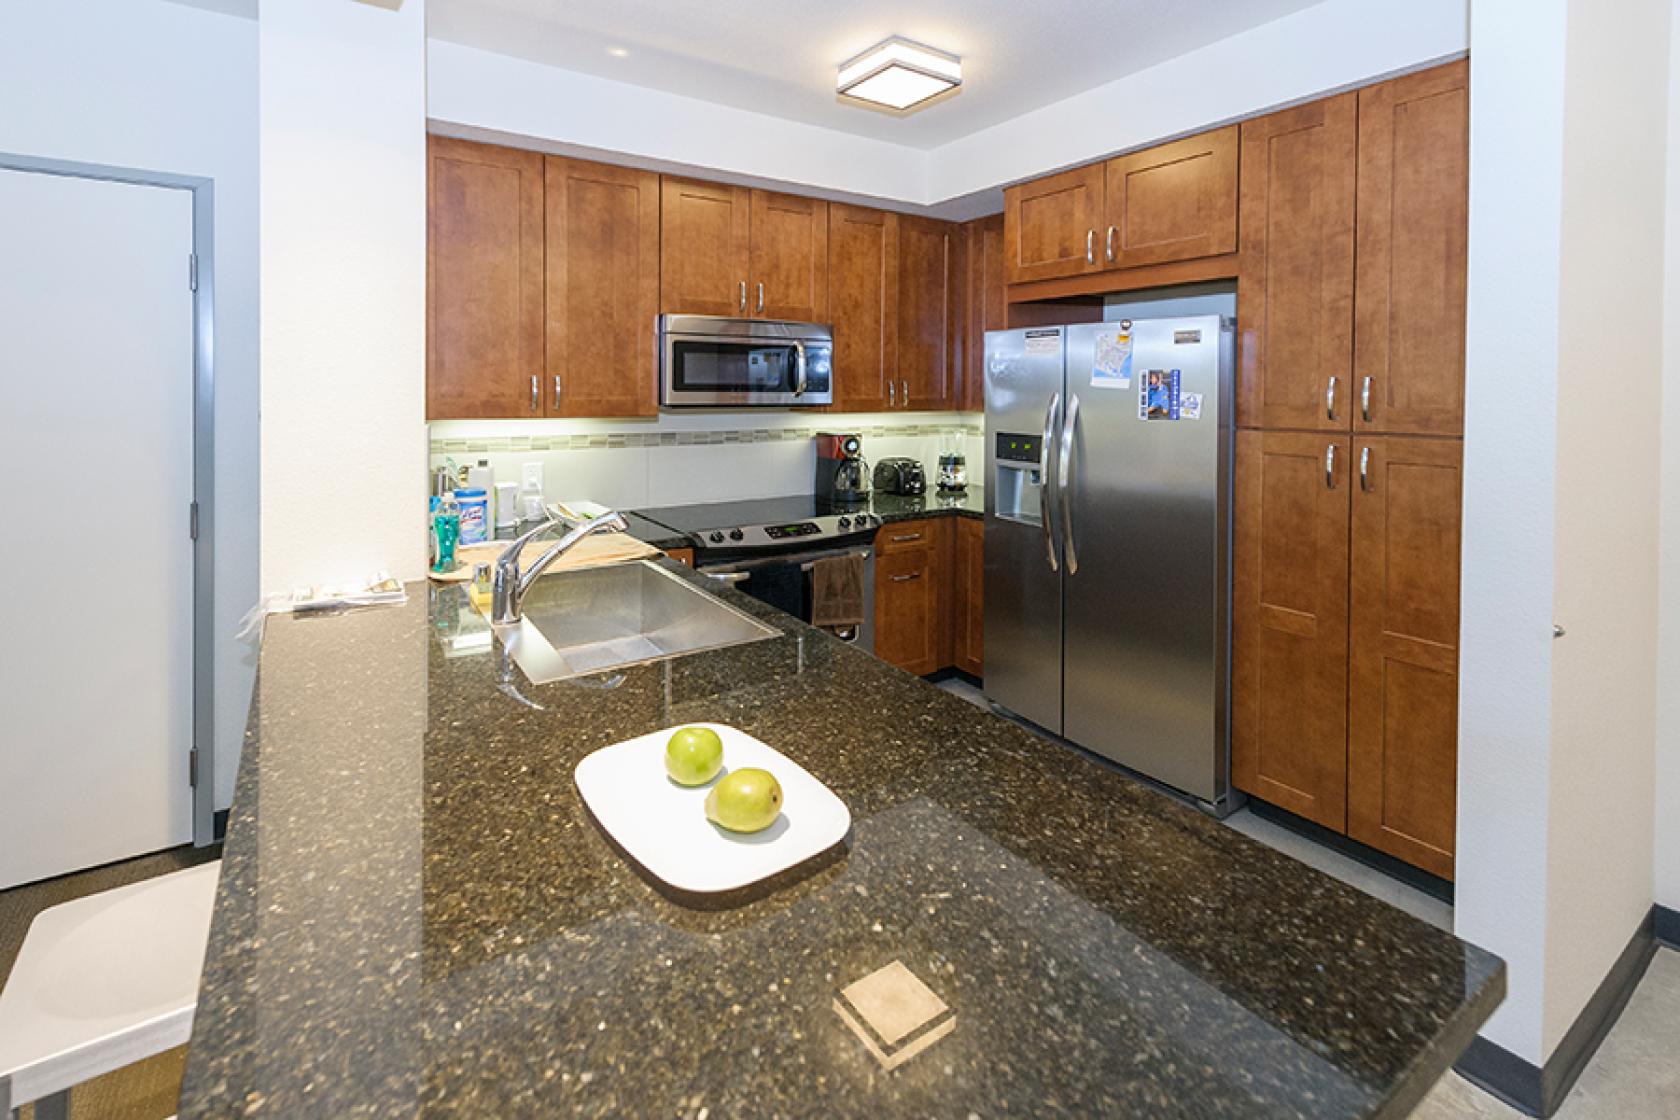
[429,423,982,457]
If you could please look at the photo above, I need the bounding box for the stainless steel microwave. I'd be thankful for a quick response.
[658,315,833,407]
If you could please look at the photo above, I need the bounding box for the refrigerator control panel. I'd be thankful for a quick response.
[996,433,1042,464]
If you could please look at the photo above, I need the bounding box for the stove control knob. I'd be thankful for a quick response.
[837,516,851,528]
[729,528,744,542]
[709,531,724,543]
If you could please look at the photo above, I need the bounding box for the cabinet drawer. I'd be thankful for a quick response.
[875,519,938,555]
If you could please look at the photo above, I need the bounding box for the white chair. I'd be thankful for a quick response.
[0,861,219,1119]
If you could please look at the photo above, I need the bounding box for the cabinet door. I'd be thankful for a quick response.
[953,518,984,676]
[1102,126,1238,269]
[1237,95,1357,431]
[660,177,750,316]
[1348,437,1461,879]
[875,519,946,675]
[963,214,1005,413]
[1355,60,1469,437]
[544,157,659,417]
[828,204,898,411]
[898,215,959,410]
[427,137,545,419]
[750,190,828,322]
[1232,431,1351,830]
[1003,163,1106,283]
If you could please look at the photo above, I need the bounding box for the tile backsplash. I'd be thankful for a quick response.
[429,412,983,511]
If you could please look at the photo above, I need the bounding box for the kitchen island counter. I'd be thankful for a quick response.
[180,562,1501,1119]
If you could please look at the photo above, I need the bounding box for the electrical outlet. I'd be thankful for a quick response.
[522,462,543,491]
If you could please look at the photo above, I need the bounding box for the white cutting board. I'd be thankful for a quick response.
[574,723,851,893]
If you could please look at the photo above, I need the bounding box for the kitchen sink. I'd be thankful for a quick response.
[486,559,780,684]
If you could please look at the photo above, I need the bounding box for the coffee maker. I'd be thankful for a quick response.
[815,432,870,505]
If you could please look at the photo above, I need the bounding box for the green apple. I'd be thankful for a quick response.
[664,726,724,786]
[704,767,783,833]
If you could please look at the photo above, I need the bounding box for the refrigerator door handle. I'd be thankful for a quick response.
[1041,392,1061,573]
[1059,392,1080,575]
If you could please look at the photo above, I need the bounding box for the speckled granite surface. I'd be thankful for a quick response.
[179,562,1501,1119]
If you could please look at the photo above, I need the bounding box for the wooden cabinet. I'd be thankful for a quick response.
[1232,431,1352,831]
[750,190,828,321]
[1236,93,1358,431]
[666,547,695,568]
[963,214,1005,413]
[544,157,659,417]
[952,518,984,676]
[873,519,949,676]
[897,215,961,410]
[1102,126,1238,269]
[1004,164,1106,283]
[1355,60,1469,437]
[1347,437,1462,878]
[427,137,546,420]
[660,177,751,317]
[828,203,899,411]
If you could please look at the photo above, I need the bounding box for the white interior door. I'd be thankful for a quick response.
[0,168,196,889]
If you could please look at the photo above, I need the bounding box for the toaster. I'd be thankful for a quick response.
[872,457,926,496]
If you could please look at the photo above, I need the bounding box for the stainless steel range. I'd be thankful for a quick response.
[638,496,880,650]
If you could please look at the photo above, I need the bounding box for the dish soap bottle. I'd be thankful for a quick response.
[432,493,461,573]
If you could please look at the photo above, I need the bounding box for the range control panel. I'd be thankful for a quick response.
[690,513,880,557]
[996,432,1043,464]
[764,522,822,540]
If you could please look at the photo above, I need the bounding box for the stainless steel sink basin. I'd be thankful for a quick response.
[486,560,779,684]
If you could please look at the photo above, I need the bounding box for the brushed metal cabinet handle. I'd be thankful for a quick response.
[1086,229,1095,265]
[888,380,896,407]
[890,572,922,583]
[738,280,747,313]
[553,374,562,408]
[889,532,923,543]
[530,374,539,413]
[901,379,910,408]
[1359,446,1372,491]
[1105,225,1116,262]
[756,281,765,315]
[1326,376,1338,421]
[1361,376,1372,422]
[1325,444,1337,489]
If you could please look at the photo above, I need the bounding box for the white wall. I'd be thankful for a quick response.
[427,0,1469,217]
[1657,0,1680,916]
[0,0,259,811]
[1542,0,1669,1052]
[260,0,428,589]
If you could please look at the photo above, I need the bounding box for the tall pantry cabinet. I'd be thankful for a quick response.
[1232,59,1468,880]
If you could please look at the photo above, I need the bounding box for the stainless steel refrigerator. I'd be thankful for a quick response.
[983,310,1234,809]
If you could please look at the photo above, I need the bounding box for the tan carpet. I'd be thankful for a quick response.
[1,845,221,1120]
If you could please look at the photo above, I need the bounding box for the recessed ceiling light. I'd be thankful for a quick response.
[606,46,629,58]
[837,37,961,113]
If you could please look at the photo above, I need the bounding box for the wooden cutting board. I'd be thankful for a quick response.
[428,532,662,583]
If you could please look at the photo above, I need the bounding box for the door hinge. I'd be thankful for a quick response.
[190,500,200,541]
[188,252,199,292]
[189,748,200,788]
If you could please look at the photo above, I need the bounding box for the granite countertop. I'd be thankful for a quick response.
[180,560,1502,1119]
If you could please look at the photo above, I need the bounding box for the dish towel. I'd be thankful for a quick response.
[810,554,866,629]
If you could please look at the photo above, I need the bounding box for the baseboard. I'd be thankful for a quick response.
[1655,904,1680,949]
[1244,797,1455,904]
[1455,907,1659,1117]
[212,808,229,843]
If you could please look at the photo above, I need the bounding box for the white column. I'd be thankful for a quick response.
[1655,0,1680,920]
[260,0,428,589]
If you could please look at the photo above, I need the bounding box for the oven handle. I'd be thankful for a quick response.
[703,570,752,585]
[700,545,874,581]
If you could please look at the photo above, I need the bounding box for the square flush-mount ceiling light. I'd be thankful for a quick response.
[837,37,962,113]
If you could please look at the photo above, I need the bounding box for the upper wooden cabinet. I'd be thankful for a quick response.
[1347,436,1462,879]
[1355,61,1469,437]
[544,157,660,417]
[1004,163,1105,283]
[427,137,546,420]
[750,190,829,321]
[828,203,899,411]
[1003,127,1239,285]
[660,177,751,317]
[1103,126,1238,269]
[1236,93,1358,432]
[897,216,961,410]
[962,214,1005,413]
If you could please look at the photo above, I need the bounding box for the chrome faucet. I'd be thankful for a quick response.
[491,510,629,625]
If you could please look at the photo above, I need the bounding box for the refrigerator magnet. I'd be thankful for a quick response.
[1181,392,1203,420]
[1091,326,1133,389]
[1139,369,1181,421]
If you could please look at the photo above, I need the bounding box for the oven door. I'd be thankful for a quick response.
[700,545,874,651]
[660,322,833,407]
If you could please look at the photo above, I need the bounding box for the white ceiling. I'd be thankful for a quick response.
[427,0,1331,149]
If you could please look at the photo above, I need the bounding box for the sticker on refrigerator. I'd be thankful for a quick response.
[1024,329,1060,356]
[1180,392,1203,420]
[1091,324,1134,389]
[1139,369,1181,421]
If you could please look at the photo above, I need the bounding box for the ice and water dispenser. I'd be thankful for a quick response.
[993,431,1047,525]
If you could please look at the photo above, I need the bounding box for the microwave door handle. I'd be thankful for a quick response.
[792,339,808,397]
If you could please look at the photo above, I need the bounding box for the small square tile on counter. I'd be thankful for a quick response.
[834,959,956,1071]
